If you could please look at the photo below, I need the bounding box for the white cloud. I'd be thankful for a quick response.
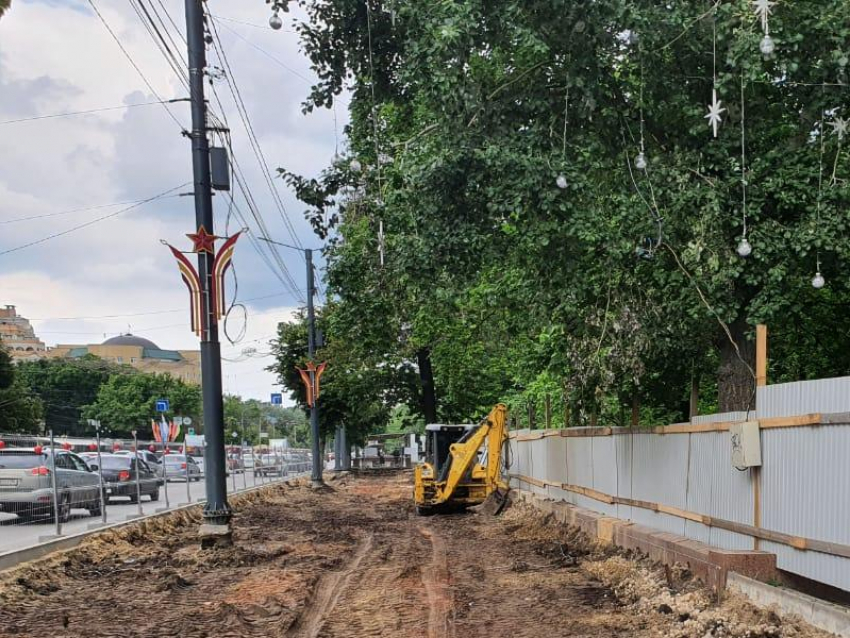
[0,0,347,400]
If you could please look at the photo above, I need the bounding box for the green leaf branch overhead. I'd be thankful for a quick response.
[270,0,850,429]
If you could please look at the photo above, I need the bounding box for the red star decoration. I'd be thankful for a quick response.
[187,226,218,254]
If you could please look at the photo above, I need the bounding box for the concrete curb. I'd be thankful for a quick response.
[0,474,305,573]
[727,572,850,637]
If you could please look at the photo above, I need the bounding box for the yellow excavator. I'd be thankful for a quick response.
[413,403,510,515]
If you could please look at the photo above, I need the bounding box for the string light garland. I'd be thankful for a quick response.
[635,44,648,171]
[812,107,827,289]
[556,69,570,190]
[705,6,725,138]
[753,0,777,58]
[737,76,752,258]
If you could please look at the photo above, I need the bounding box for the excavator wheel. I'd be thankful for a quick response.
[415,505,435,517]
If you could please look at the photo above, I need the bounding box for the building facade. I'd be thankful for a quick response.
[0,305,47,360]
[48,335,201,385]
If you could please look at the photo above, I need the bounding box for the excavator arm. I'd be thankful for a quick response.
[432,403,508,505]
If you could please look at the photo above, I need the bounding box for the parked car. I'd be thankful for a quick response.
[0,447,102,522]
[115,450,164,477]
[78,452,100,470]
[162,454,202,482]
[227,452,244,473]
[254,454,286,477]
[98,454,161,503]
[190,455,205,476]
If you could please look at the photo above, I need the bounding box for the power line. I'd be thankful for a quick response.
[206,13,303,250]
[87,0,188,133]
[0,183,189,257]
[0,99,188,126]
[28,292,300,322]
[129,0,190,91]
[0,195,182,224]
[209,13,293,32]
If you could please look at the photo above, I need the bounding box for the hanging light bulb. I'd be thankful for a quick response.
[269,11,283,30]
[350,158,362,173]
[812,272,826,289]
[737,237,752,257]
[555,174,568,190]
[760,35,775,57]
[635,152,648,171]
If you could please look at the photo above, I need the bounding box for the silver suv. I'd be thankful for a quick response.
[0,447,102,522]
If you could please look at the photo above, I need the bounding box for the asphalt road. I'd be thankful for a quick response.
[0,470,298,555]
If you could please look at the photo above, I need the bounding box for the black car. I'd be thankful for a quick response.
[98,454,162,503]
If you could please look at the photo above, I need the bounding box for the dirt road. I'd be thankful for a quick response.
[0,473,829,638]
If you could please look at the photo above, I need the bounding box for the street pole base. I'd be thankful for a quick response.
[199,523,233,549]
[311,478,326,489]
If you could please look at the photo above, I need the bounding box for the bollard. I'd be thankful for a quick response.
[49,430,62,536]
[184,448,192,503]
[132,431,143,517]
[241,442,248,491]
[95,429,107,525]
[161,441,170,508]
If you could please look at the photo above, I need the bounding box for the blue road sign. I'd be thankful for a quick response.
[270,393,283,405]
[155,399,170,412]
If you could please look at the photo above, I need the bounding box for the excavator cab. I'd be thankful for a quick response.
[413,404,509,515]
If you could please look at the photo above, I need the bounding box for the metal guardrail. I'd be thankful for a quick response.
[0,432,311,537]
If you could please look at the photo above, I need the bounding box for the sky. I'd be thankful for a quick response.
[0,0,345,403]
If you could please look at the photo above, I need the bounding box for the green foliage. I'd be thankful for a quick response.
[83,371,201,438]
[223,395,309,447]
[0,1,10,18]
[16,356,131,436]
[277,0,850,427]
[0,346,43,433]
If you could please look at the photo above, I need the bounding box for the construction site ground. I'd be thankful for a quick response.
[0,472,831,638]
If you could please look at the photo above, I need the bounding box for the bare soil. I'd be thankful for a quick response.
[0,473,832,638]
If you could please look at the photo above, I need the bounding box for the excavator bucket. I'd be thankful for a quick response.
[476,486,511,516]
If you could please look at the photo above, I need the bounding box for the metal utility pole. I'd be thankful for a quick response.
[306,248,323,487]
[184,0,231,542]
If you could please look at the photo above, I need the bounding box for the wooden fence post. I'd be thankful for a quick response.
[753,324,768,549]
[545,394,552,430]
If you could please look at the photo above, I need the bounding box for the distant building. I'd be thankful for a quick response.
[0,305,47,360]
[48,334,201,385]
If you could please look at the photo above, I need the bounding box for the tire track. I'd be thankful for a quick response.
[286,533,374,638]
[419,525,454,638]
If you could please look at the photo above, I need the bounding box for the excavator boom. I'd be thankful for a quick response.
[414,404,509,513]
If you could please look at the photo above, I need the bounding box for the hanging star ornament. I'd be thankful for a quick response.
[752,0,776,31]
[186,226,218,254]
[830,116,849,141]
[705,88,726,138]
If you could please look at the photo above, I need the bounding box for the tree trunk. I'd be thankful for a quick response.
[417,348,438,425]
[717,319,756,412]
[689,371,700,419]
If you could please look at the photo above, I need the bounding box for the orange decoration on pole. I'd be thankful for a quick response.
[296,361,327,408]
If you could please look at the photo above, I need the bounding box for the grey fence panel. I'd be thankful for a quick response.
[757,377,850,419]
[529,438,548,496]
[590,436,618,517]
[545,435,570,502]
[565,436,593,493]
[629,434,688,536]
[761,426,850,590]
[613,433,633,520]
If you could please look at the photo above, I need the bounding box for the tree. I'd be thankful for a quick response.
[223,395,309,447]
[0,347,43,434]
[83,371,201,438]
[16,356,130,436]
[275,0,850,424]
[0,1,10,18]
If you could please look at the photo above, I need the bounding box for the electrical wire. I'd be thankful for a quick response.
[0,195,183,224]
[129,0,190,91]
[27,292,299,322]
[87,0,188,133]
[0,99,188,126]
[206,13,304,250]
[0,183,190,257]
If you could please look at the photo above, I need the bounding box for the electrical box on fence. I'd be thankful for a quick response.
[731,421,762,468]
